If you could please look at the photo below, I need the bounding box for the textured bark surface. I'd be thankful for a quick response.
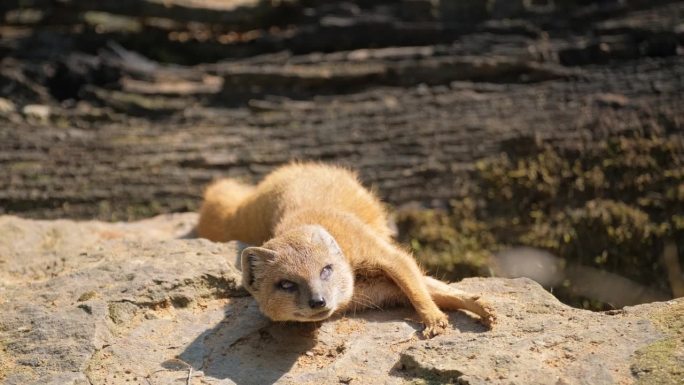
[1,1,682,219]
[1,0,683,307]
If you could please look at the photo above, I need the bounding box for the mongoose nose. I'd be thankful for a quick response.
[309,297,327,309]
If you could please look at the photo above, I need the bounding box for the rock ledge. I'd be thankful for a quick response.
[0,214,681,385]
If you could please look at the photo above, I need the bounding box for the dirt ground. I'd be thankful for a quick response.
[1,0,682,308]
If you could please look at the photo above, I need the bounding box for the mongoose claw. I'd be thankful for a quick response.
[420,311,450,338]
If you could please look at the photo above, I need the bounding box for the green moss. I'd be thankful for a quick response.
[398,131,683,309]
[77,291,98,302]
[396,198,495,280]
[520,199,661,287]
[631,302,684,385]
[649,301,684,338]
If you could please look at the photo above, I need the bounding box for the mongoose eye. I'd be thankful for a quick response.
[276,280,297,292]
[320,265,333,280]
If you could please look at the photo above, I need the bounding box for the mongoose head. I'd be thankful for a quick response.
[240,225,354,322]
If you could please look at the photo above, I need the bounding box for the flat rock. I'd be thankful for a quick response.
[0,214,681,385]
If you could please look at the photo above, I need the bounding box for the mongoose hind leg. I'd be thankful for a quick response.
[425,277,495,327]
[197,179,255,242]
[348,274,409,314]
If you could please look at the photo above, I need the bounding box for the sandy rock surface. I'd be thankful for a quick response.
[0,214,681,385]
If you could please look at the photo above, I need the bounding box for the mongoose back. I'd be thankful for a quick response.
[197,163,494,337]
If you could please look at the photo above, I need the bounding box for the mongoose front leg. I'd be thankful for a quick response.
[373,244,450,338]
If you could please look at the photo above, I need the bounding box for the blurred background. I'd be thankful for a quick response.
[0,0,682,310]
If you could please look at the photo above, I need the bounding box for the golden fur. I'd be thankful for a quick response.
[197,162,494,337]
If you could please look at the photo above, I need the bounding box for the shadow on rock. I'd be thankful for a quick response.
[173,294,489,384]
[172,299,318,384]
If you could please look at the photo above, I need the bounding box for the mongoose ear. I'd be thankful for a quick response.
[309,225,343,257]
[241,247,277,292]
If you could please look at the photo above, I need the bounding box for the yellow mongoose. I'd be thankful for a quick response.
[197,163,494,337]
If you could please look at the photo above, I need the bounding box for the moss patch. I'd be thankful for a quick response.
[398,130,683,309]
[396,198,495,280]
[631,301,684,385]
[520,199,660,288]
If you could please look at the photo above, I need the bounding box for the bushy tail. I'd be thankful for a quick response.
[197,179,255,242]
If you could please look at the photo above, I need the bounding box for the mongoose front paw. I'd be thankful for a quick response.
[473,298,496,327]
[421,311,450,338]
